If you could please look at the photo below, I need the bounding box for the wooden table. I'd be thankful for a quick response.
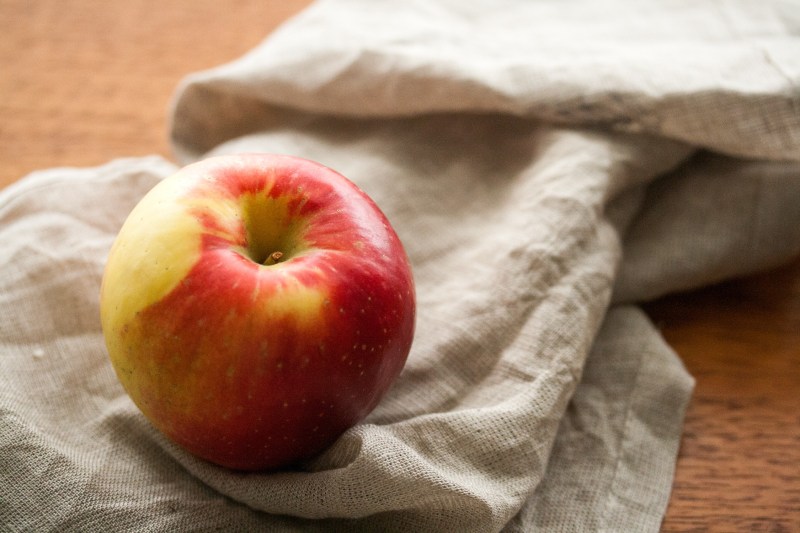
[2,2,798,530]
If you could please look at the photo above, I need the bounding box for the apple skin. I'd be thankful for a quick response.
[99,153,415,471]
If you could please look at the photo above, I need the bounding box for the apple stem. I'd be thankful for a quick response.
[264,251,284,266]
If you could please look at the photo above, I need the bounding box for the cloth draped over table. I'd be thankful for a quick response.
[2,1,799,531]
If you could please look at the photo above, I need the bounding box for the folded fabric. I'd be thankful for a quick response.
[2,1,799,531]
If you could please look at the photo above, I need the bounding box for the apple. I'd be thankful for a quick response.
[99,153,415,471]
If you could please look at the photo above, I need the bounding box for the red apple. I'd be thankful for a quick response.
[99,153,415,471]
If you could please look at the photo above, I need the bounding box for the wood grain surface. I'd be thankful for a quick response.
[2,2,798,531]
[646,261,800,532]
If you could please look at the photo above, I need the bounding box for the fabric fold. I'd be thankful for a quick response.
[3,0,800,531]
[171,0,800,162]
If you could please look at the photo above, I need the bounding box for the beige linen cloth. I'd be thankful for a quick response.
[2,1,800,531]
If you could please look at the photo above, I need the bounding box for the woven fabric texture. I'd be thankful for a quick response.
[2,1,799,531]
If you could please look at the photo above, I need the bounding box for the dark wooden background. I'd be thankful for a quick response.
[2,2,798,530]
